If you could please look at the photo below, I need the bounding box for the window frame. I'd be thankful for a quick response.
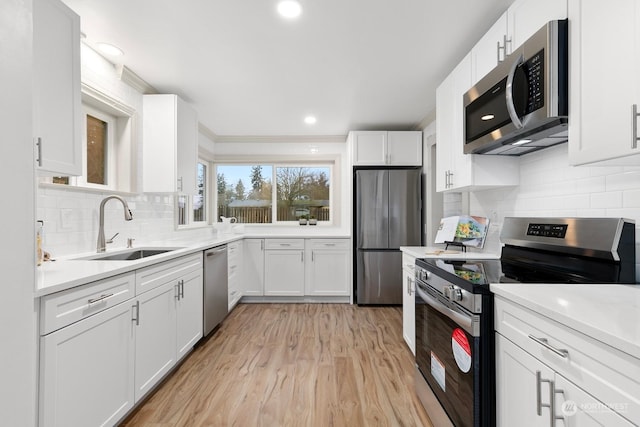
[214,162,334,226]
[176,157,211,229]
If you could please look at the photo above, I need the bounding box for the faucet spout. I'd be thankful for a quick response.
[97,195,133,253]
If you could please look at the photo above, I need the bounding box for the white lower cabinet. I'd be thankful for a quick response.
[39,253,203,426]
[401,254,416,355]
[134,281,177,401]
[243,239,265,296]
[495,296,639,427]
[227,240,243,310]
[264,240,305,296]
[304,239,350,296]
[39,302,135,427]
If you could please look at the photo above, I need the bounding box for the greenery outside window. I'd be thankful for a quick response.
[216,164,331,224]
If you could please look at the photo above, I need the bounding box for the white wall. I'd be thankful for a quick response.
[469,144,640,281]
[0,0,38,424]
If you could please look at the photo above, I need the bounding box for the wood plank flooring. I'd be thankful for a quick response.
[121,303,434,427]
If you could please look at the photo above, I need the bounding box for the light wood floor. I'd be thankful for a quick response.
[121,303,433,427]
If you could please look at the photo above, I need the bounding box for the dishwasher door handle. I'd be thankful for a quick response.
[206,248,227,256]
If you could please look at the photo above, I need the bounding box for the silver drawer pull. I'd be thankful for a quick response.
[529,335,569,358]
[87,293,113,305]
[280,243,291,246]
[324,243,336,247]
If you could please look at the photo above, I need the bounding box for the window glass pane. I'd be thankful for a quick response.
[52,177,69,185]
[193,162,206,222]
[217,165,272,223]
[177,195,187,226]
[276,167,330,222]
[86,114,107,185]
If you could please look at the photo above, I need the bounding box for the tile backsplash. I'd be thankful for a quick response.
[470,144,640,282]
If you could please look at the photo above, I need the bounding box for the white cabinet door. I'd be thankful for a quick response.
[496,334,554,427]
[264,250,305,296]
[176,269,203,360]
[401,264,415,356]
[33,0,81,176]
[568,0,640,165]
[436,69,455,192]
[351,131,387,165]
[554,375,635,427]
[507,0,567,51]
[387,131,422,166]
[39,302,134,427]
[471,11,508,85]
[305,242,350,296]
[243,239,265,296]
[142,94,198,193]
[134,282,177,402]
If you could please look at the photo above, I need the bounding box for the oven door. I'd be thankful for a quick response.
[415,280,479,427]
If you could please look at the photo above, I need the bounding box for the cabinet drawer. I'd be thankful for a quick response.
[265,239,304,250]
[495,296,640,424]
[40,272,135,335]
[136,253,203,295]
[307,239,349,250]
[227,241,242,261]
[402,254,416,272]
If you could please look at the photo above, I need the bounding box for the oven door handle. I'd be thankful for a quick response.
[416,283,477,337]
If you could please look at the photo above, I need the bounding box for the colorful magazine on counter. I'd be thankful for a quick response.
[434,215,490,249]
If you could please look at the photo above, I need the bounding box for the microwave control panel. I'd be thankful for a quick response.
[524,49,545,114]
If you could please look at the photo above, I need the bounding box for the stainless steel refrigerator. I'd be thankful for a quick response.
[354,167,422,305]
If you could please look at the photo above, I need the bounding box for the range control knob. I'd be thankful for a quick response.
[450,287,463,302]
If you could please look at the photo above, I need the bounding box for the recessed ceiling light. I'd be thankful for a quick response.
[512,139,533,146]
[96,42,124,57]
[304,115,317,124]
[277,0,302,19]
[481,114,495,121]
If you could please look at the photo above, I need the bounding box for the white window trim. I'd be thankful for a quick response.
[214,162,334,226]
[177,158,211,229]
[76,104,117,190]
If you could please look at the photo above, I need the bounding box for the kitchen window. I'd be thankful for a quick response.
[178,160,209,227]
[40,86,136,193]
[216,164,332,224]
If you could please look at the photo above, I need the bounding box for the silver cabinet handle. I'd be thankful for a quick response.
[536,370,555,426]
[177,176,183,192]
[280,243,291,247]
[260,240,264,251]
[35,137,43,167]
[503,34,512,56]
[180,279,185,299]
[301,252,304,262]
[448,171,453,188]
[175,283,180,300]
[497,40,503,62]
[633,104,639,149]
[407,276,413,296]
[324,243,336,247]
[506,53,525,129]
[132,301,140,325]
[311,251,314,262]
[529,335,569,358]
[88,293,113,305]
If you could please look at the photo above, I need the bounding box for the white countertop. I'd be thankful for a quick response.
[491,283,640,360]
[400,246,500,260]
[37,230,350,297]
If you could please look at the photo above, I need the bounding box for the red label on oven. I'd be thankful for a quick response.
[452,328,472,373]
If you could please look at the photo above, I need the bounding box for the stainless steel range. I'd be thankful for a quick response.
[414,217,636,427]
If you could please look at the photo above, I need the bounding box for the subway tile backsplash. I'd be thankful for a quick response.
[469,144,640,282]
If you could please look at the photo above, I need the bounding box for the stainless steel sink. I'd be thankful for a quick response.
[77,247,183,261]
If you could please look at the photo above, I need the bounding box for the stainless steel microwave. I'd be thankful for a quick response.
[464,20,568,155]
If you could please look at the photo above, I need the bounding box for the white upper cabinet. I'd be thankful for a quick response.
[350,131,422,166]
[471,0,567,85]
[142,94,198,194]
[568,0,640,165]
[33,0,81,176]
[471,12,508,85]
[436,53,519,192]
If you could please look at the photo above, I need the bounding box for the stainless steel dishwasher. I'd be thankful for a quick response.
[203,245,228,336]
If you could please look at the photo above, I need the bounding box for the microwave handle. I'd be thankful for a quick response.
[505,53,525,129]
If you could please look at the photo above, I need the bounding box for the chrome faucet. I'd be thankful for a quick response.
[97,195,133,252]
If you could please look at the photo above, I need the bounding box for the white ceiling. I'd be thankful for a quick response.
[63,0,513,138]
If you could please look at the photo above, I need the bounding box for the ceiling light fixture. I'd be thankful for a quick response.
[304,115,317,124]
[96,42,124,57]
[481,114,495,121]
[277,0,302,19]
